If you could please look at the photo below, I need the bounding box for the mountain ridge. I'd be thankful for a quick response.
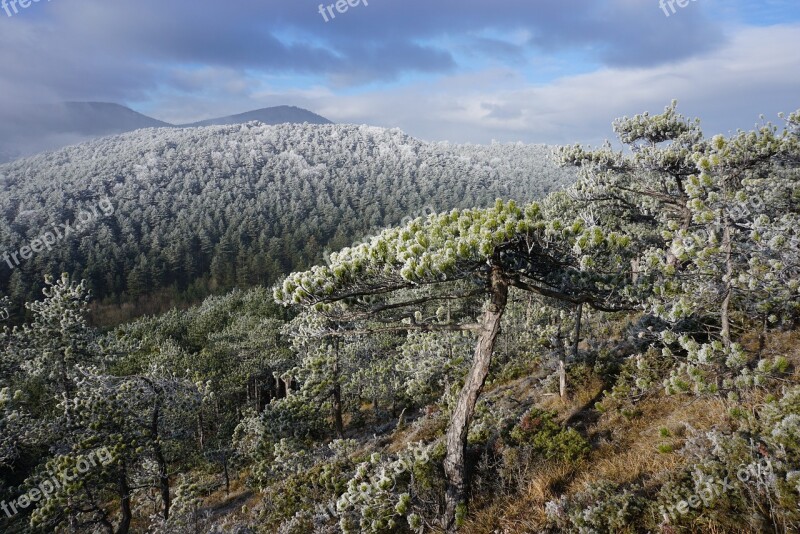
[178,105,332,127]
[0,103,334,163]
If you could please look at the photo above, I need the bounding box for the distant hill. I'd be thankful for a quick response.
[54,102,173,135]
[180,105,333,127]
[0,102,172,163]
[0,103,333,163]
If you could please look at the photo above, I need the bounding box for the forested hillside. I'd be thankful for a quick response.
[0,123,572,319]
[1,105,798,533]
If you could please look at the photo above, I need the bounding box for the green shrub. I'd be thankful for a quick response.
[509,408,589,462]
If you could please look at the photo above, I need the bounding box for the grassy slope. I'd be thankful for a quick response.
[465,330,800,533]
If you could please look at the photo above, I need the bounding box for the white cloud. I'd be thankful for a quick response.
[136,23,799,145]
[291,23,800,144]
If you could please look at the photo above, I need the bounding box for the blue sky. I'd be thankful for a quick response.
[0,0,798,144]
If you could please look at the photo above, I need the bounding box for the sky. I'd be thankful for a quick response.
[0,0,799,145]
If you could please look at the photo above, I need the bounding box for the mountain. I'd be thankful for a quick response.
[180,105,333,127]
[0,122,573,317]
[0,102,171,164]
[0,103,333,163]
[51,102,173,135]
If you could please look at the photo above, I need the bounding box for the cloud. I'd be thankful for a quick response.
[0,0,726,103]
[306,24,800,144]
[0,0,796,145]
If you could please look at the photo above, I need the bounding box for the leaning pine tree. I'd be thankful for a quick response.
[274,199,637,530]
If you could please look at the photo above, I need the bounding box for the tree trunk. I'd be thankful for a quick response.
[332,383,344,438]
[151,404,171,521]
[332,339,345,438]
[283,376,293,397]
[721,213,734,349]
[197,412,205,452]
[571,303,583,360]
[116,462,132,534]
[222,450,230,495]
[556,324,567,402]
[443,266,508,531]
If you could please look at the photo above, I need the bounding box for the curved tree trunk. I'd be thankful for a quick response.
[443,266,508,531]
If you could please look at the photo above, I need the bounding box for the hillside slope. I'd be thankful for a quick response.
[0,123,574,315]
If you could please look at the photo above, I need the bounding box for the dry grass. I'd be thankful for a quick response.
[463,385,732,533]
[464,462,578,534]
[539,373,605,420]
[403,327,799,533]
[386,409,449,454]
[577,395,726,488]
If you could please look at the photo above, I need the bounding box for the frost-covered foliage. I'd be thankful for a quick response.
[336,443,437,534]
[647,122,800,336]
[0,387,26,468]
[661,333,790,396]
[546,481,644,533]
[274,198,635,312]
[0,123,574,307]
[0,275,207,533]
[654,388,800,531]
[558,102,800,342]
[397,330,472,403]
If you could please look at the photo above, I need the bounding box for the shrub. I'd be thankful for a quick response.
[509,408,589,462]
[335,442,437,534]
[546,481,644,533]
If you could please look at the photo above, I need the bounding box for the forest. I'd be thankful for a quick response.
[0,123,572,323]
[1,103,799,534]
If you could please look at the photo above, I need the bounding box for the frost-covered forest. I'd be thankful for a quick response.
[0,123,572,317]
[1,105,799,534]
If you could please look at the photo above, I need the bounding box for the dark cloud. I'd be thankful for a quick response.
[0,0,726,105]
[3,0,791,147]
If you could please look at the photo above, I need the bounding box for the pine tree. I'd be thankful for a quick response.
[275,199,636,529]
